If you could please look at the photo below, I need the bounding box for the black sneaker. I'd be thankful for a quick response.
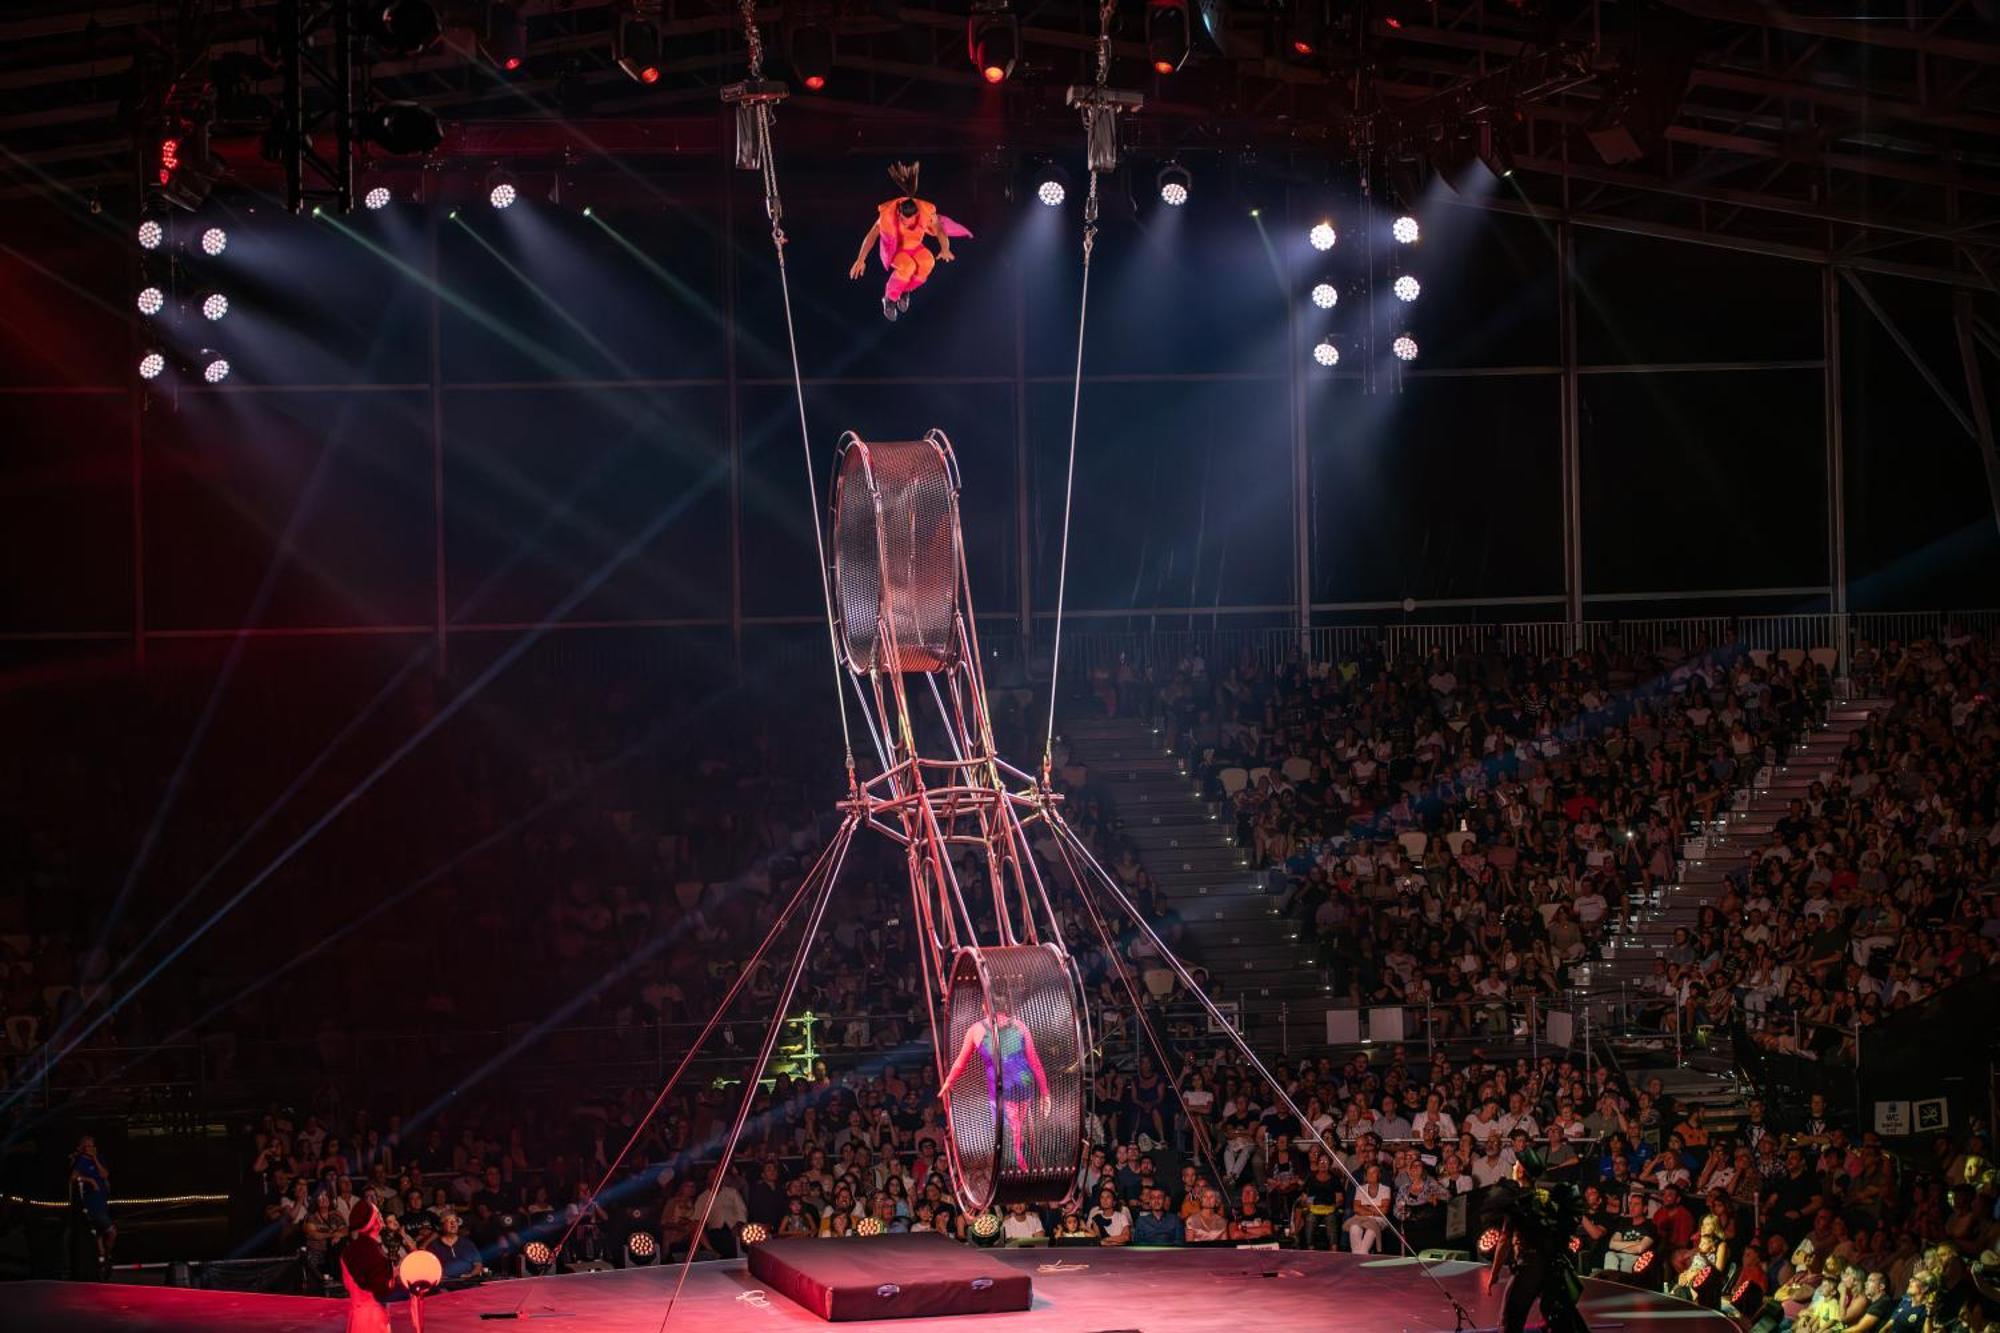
[882,297,899,322]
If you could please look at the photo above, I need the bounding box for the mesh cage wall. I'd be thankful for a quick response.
[830,435,961,674]
[942,945,1086,1212]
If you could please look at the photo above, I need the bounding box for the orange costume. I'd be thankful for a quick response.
[850,162,971,321]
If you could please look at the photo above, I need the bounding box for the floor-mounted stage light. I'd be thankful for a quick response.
[359,0,443,55]
[1393,274,1420,302]
[138,350,166,380]
[200,292,229,321]
[486,170,519,209]
[522,1241,553,1275]
[626,1231,657,1266]
[788,19,834,91]
[1308,220,1336,250]
[137,219,164,250]
[1393,334,1419,362]
[968,1,1018,83]
[200,350,232,383]
[1312,339,1339,367]
[1157,162,1191,206]
[739,1224,769,1246]
[1310,282,1338,309]
[1147,0,1191,73]
[200,226,228,256]
[484,0,527,72]
[137,286,165,316]
[362,101,444,155]
[1392,214,1420,244]
[615,12,662,83]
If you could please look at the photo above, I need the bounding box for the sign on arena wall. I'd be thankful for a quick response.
[1873,1101,1910,1136]
[1914,1098,1949,1132]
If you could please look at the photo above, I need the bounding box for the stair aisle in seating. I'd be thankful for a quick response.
[1579,697,1888,997]
[1058,715,1330,1046]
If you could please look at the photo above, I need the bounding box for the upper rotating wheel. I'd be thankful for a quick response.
[829,431,964,674]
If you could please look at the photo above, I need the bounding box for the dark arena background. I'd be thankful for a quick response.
[3,1,2000,1331]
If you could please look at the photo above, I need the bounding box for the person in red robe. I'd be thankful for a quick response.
[340,1198,395,1333]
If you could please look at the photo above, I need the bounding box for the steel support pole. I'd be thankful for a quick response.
[428,204,447,676]
[1014,255,1033,656]
[723,158,744,672]
[1822,268,1849,681]
[1558,223,1583,650]
[1289,189,1312,661]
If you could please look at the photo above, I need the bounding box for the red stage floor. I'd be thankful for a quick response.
[4,1250,1738,1332]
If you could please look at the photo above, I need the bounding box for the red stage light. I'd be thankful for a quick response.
[503,56,522,70]
[640,65,660,83]
[1153,59,1174,73]
[161,138,180,168]
[1385,15,1403,26]
[1293,39,1314,54]
[983,64,1006,83]
[804,74,826,90]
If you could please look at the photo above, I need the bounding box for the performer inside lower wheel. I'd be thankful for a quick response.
[939,998,1052,1171]
[1481,1150,1591,1333]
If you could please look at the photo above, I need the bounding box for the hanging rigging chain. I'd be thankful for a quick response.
[738,0,764,78]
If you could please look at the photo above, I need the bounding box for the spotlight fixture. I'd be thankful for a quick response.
[1392,214,1420,244]
[1310,282,1338,309]
[626,1231,657,1265]
[1479,121,1517,179]
[1285,0,1325,58]
[362,101,445,155]
[359,0,443,56]
[788,20,834,91]
[364,185,392,210]
[615,12,662,84]
[201,292,229,321]
[1393,333,1419,361]
[739,1223,769,1245]
[200,226,228,256]
[1037,179,1066,206]
[1146,0,1191,73]
[1033,162,1070,207]
[856,1216,885,1237]
[138,350,166,380]
[484,0,527,72]
[487,170,518,209]
[137,219,164,250]
[200,351,232,383]
[523,1241,553,1275]
[1478,1227,1503,1255]
[1312,339,1339,367]
[1393,274,1420,302]
[1308,220,1336,250]
[137,285,165,316]
[1157,162,1190,206]
[968,1,1019,84]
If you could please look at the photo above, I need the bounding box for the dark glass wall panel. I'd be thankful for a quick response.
[143,390,434,629]
[442,386,729,625]
[0,394,131,631]
[1574,232,1821,364]
[1310,374,1562,604]
[1580,368,1825,595]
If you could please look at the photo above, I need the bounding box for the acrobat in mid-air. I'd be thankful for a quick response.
[939,1005,1052,1170]
[849,161,971,322]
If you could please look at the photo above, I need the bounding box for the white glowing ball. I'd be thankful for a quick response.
[1393,275,1420,302]
[1312,340,1339,368]
[399,1248,442,1292]
[1308,221,1336,250]
[1310,283,1338,309]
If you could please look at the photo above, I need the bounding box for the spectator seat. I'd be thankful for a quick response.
[1807,646,1838,671]
[1280,756,1313,783]
[1398,832,1428,859]
[1776,647,1806,670]
[1217,767,1250,797]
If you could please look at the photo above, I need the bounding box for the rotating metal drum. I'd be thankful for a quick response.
[940,944,1087,1213]
[829,432,963,674]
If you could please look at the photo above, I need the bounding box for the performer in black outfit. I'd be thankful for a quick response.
[1481,1149,1591,1333]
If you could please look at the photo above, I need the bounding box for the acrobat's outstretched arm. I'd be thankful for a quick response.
[939,1022,984,1096]
[927,212,955,264]
[848,222,881,280]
